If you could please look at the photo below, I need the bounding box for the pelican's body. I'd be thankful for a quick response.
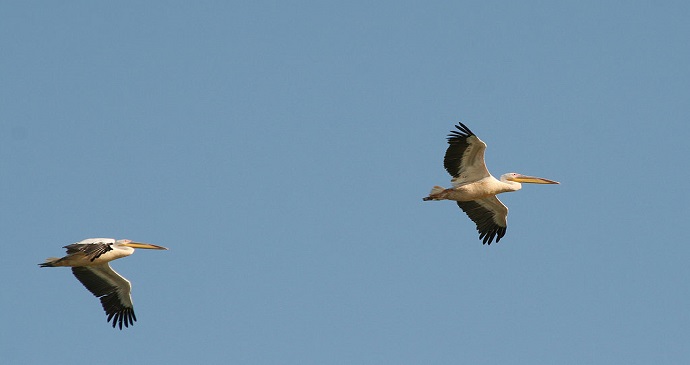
[430,175,521,201]
[424,123,558,244]
[39,238,167,329]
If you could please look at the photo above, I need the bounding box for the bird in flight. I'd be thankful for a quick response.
[39,238,167,329]
[423,123,559,244]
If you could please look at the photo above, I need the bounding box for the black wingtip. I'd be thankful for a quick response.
[456,122,475,135]
[456,122,474,135]
[446,122,476,142]
[108,310,136,330]
[478,226,507,245]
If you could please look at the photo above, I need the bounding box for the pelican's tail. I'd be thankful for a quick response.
[423,186,445,201]
[38,257,61,267]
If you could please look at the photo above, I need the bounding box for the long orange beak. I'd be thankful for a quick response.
[121,242,168,250]
[508,174,560,184]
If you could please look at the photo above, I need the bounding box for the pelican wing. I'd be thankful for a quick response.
[456,196,508,244]
[64,242,113,262]
[444,123,491,186]
[71,264,136,329]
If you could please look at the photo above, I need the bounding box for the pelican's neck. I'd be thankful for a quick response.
[113,244,135,256]
[498,174,522,192]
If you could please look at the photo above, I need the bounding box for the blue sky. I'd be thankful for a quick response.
[2,1,690,364]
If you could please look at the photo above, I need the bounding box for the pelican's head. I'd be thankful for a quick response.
[116,239,168,250]
[502,173,559,184]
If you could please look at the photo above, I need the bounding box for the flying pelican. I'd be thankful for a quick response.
[39,238,167,329]
[423,123,559,244]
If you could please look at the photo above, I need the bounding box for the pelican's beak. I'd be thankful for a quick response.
[509,174,560,184]
[122,242,169,250]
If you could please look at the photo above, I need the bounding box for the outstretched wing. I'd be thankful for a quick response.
[444,123,491,186]
[71,264,136,329]
[456,196,508,244]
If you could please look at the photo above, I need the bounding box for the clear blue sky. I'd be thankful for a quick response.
[2,1,690,364]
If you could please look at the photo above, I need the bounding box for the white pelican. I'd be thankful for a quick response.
[39,238,167,329]
[423,123,559,244]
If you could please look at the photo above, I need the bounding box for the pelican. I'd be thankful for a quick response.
[39,238,167,329]
[423,123,559,244]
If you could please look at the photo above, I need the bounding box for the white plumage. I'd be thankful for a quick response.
[424,123,559,244]
[40,238,167,329]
